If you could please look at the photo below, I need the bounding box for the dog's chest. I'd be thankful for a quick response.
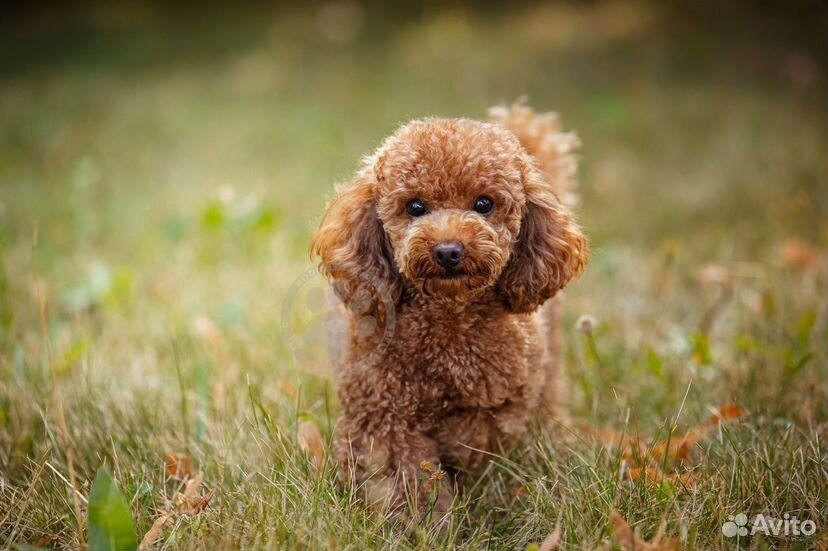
[392,303,535,410]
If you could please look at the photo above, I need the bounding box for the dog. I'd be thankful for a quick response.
[311,100,588,521]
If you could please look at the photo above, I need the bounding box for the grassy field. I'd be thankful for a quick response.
[1,2,826,550]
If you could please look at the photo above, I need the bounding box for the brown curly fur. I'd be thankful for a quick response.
[311,100,588,522]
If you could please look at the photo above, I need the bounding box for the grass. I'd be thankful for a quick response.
[1,2,826,550]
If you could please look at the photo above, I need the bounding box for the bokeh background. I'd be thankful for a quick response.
[1,2,826,549]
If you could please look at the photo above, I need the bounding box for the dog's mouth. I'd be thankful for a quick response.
[432,271,473,281]
[419,270,495,295]
[403,254,502,295]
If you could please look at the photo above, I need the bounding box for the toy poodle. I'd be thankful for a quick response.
[311,100,588,521]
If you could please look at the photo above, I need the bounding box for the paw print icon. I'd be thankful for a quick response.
[722,513,749,537]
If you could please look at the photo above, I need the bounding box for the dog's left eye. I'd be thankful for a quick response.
[473,196,494,214]
[406,199,427,217]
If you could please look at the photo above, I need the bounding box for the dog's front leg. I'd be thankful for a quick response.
[335,420,454,524]
[433,398,533,474]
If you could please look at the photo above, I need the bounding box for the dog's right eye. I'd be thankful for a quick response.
[473,196,494,215]
[406,199,427,217]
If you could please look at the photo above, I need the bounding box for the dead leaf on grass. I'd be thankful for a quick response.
[710,403,745,424]
[585,404,744,491]
[538,517,563,551]
[298,419,326,468]
[177,489,216,515]
[139,460,214,550]
[777,238,823,270]
[180,471,204,501]
[611,512,678,551]
[138,512,172,550]
[165,452,194,479]
[625,465,697,486]
[584,403,745,464]
[34,534,55,547]
[509,485,529,497]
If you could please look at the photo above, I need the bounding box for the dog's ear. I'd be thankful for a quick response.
[497,155,588,313]
[311,168,402,318]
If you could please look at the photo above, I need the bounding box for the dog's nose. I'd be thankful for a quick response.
[433,241,464,270]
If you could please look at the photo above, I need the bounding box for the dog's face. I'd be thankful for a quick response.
[313,117,587,313]
[374,120,525,297]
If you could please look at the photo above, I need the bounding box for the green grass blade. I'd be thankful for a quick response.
[87,467,138,551]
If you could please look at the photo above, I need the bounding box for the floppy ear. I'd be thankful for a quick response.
[497,157,588,313]
[311,171,402,318]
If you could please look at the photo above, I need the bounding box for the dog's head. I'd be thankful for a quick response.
[312,118,587,313]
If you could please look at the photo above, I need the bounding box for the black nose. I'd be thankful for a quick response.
[433,241,464,270]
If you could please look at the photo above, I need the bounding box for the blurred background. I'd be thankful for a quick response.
[0,1,826,547]
[2,0,826,443]
[2,0,827,460]
[2,1,825,276]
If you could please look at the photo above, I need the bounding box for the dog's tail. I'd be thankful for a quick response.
[488,97,580,207]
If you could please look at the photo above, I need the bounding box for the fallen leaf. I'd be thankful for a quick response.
[627,466,666,483]
[611,512,678,551]
[165,453,194,480]
[778,238,823,270]
[584,403,745,465]
[626,466,697,487]
[34,534,55,547]
[586,404,743,495]
[611,512,637,549]
[710,403,745,424]
[509,485,529,497]
[177,489,215,515]
[139,471,213,549]
[297,420,326,468]
[138,512,172,550]
[650,426,709,462]
[651,405,745,462]
[180,472,204,501]
[538,518,563,551]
